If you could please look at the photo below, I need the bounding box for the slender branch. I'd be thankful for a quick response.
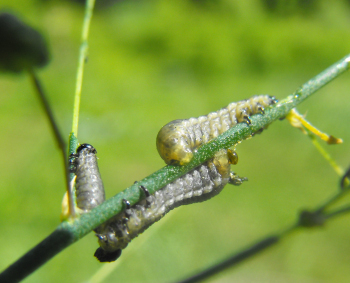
[325,205,350,219]
[28,70,71,209]
[0,54,349,283]
[28,70,67,157]
[307,132,344,176]
[177,236,280,283]
[71,0,96,136]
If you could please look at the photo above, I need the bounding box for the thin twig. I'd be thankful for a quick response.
[325,205,350,219]
[28,70,71,211]
[28,70,67,156]
[177,236,280,283]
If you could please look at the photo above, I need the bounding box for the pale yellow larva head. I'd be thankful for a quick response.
[156,120,193,165]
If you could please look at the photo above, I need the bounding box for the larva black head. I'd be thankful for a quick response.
[94,247,122,262]
[77,143,97,154]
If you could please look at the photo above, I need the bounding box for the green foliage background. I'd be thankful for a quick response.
[0,0,350,282]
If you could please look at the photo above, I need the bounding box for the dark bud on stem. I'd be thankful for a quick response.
[298,210,325,227]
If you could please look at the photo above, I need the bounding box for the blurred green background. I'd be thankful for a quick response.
[0,0,350,282]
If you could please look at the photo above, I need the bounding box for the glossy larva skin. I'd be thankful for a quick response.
[95,149,231,257]
[157,95,277,165]
[73,144,105,212]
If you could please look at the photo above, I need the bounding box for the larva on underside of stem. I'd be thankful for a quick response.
[94,149,247,262]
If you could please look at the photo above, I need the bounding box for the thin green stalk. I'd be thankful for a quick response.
[71,0,96,136]
[0,54,349,283]
[307,131,344,176]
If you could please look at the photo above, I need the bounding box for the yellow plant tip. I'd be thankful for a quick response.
[327,135,343,145]
[286,108,303,129]
[287,108,343,145]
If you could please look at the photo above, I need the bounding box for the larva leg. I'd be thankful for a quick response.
[140,185,155,208]
[238,108,252,125]
[122,199,132,219]
[123,199,131,209]
[228,172,248,186]
[243,115,252,125]
[256,103,265,114]
[140,185,150,197]
[225,149,248,186]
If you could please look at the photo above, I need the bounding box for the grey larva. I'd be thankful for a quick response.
[156,95,277,165]
[94,149,246,262]
[71,144,105,212]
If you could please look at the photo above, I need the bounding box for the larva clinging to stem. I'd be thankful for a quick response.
[70,144,105,212]
[156,95,277,165]
[94,149,246,262]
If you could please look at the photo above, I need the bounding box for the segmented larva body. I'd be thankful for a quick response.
[94,149,244,262]
[156,95,277,165]
[72,144,105,212]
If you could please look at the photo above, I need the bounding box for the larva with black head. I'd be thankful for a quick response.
[156,95,277,165]
[71,144,105,212]
[94,149,247,262]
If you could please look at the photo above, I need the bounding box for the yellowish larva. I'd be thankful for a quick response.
[156,95,277,165]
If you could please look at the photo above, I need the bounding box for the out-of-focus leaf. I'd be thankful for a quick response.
[0,12,49,73]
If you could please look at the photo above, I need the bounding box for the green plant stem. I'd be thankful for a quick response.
[71,0,95,136]
[307,131,344,176]
[67,133,79,218]
[1,54,349,283]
